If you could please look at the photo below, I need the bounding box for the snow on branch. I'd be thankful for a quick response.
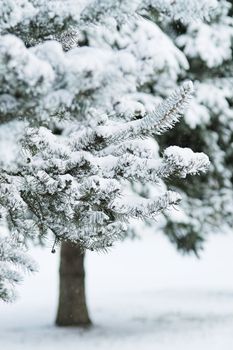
[71,82,193,153]
[96,81,194,147]
[162,146,210,177]
[94,146,209,183]
[0,35,136,125]
[140,0,218,22]
[176,4,233,68]
[0,0,218,44]
[109,191,182,219]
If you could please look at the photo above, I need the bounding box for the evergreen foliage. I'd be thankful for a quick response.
[84,0,233,253]
[0,0,212,300]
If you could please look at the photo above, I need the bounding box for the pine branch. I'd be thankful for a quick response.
[140,0,218,22]
[96,81,194,147]
[159,146,210,178]
[109,191,182,219]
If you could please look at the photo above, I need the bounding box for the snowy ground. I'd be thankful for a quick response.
[1,230,233,350]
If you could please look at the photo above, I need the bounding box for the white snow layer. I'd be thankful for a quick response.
[0,231,233,350]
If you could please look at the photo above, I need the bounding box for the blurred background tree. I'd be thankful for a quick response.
[158,0,233,253]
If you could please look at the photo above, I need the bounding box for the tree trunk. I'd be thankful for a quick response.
[56,241,91,327]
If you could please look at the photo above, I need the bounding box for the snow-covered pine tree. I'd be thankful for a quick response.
[0,0,210,323]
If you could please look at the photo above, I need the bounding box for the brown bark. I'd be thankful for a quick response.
[55,241,91,327]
